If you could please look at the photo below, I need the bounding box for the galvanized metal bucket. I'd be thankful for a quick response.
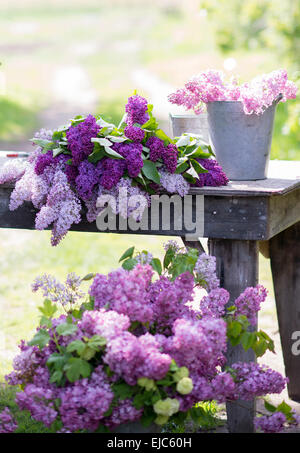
[206,98,281,180]
[169,113,210,143]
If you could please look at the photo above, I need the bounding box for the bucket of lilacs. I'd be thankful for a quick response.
[168,69,298,181]
[2,243,299,433]
[0,93,228,246]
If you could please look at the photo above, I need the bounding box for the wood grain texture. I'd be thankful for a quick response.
[269,222,300,402]
[1,186,299,241]
[208,238,259,433]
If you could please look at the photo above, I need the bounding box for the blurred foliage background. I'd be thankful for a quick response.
[0,1,300,421]
[0,0,299,158]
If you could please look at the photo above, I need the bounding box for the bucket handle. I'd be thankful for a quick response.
[274,93,283,104]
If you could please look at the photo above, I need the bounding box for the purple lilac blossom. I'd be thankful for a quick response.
[254,413,287,433]
[194,158,229,187]
[89,265,154,323]
[58,366,114,432]
[162,143,178,174]
[231,362,288,400]
[75,160,102,201]
[234,285,268,326]
[194,253,220,291]
[32,272,84,306]
[66,115,100,165]
[199,288,230,318]
[125,95,149,126]
[100,158,126,190]
[146,136,165,162]
[124,125,145,142]
[104,399,143,430]
[0,408,18,433]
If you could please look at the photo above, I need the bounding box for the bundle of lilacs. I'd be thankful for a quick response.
[3,243,299,433]
[168,69,298,115]
[0,94,228,246]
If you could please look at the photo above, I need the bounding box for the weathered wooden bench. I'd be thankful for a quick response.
[0,159,299,433]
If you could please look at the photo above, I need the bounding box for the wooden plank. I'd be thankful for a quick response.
[0,186,299,241]
[269,222,300,402]
[208,238,259,433]
[268,188,300,239]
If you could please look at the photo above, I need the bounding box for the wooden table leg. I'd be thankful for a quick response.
[208,238,259,433]
[269,221,300,402]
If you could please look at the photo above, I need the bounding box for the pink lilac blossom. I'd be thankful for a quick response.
[66,115,100,165]
[0,408,18,433]
[104,331,171,385]
[234,284,268,326]
[254,412,286,433]
[58,366,114,432]
[194,159,229,187]
[125,94,149,126]
[168,69,298,115]
[79,309,130,340]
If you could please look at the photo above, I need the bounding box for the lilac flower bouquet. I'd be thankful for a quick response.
[4,243,299,433]
[0,94,228,246]
[168,69,298,115]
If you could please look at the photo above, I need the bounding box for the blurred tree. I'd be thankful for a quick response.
[200,0,300,159]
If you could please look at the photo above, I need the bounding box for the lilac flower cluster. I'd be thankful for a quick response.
[254,412,286,433]
[194,158,229,187]
[89,265,154,323]
[0,159,27,185]
[194,253,220,291]
[7,245,294,433]
[32,272,84,306]
[66,114,100,165]
[231,362,288,400]
[58,366,114,431]
[168,69,298,115]
[159,171,190,196]
[234,285,268,326]
[146,137,178,173]
[125,94,149,126]
[0,93,230,246]
[0,408,18,433]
